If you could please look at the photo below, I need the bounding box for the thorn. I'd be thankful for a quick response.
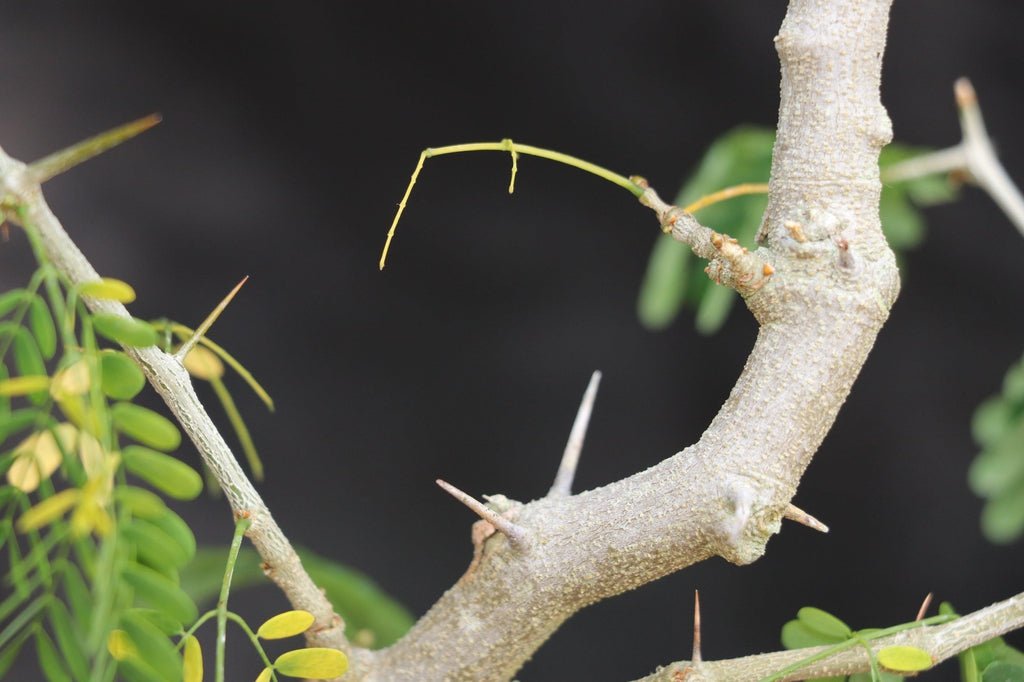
[783,503,829,533]
[692,590,702,665]
[28,114,162,184]
[954,77,976,109]
[915,592,934,622]
[549,371,602,497]
[174,276,249,362]
[436,479,526,544]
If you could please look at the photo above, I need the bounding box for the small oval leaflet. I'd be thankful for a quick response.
[0,375,50,397]
[17,488,81,532]
[257,610,316,640]
[877,645,933,672]
[122,445,202,500]
[981,661,1024,682]
[106,630,135,661]
[93,313,158,348]
[28,295,57,359]
[112,402,182,451]
[256,667,273,682]
[122,561,198,624]
[80,277,137,303]
[100,351,146,400]
[183,634,203,682]
[797,607,852,640]
[273,647,349,679]
[183,345,224,380]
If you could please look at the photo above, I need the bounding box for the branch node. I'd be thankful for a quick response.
[783,502,829,533]
[436,479,527,545]
[548,370,602,497]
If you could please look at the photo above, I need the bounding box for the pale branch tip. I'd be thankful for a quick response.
[174,275,250,362]
[27,113,163,184]
[782,503,829,534]
[638,185,773,295]
[882,77,1024,238]
[692,589,702,665]
[435,478,527,544]
[915,592,934,622]
[548,370,602,497]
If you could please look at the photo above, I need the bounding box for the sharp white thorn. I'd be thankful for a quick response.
[549,371,601,497]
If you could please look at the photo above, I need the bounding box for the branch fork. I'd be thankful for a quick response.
[638,185,774,295]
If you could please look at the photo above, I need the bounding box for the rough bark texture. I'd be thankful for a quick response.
[365,0,900,679]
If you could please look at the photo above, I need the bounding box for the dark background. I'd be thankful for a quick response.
[2,2,1023,680]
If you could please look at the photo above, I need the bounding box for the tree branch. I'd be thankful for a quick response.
[635,590,1024,681]
[0,148,373,674]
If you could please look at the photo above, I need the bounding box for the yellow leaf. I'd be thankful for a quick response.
[50,359,91,399]
[78,431,107,479]
[0,375,50,396]
[6,424,77,492]
[257,610,315,640]
[107,629,136,661]
[255,667,273,682]
[878,645,934,672]
[80,277,137,303]
[273,647,348,679]
[183,634,204,682]
[16,489,81,532]
[183,346,225,381]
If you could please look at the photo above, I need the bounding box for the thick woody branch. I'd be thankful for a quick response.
[0,148,372,673]
[635,590,1024,681]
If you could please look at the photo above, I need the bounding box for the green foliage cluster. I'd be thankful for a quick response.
[0,213,411,679]
[970,355,1024,543]
[776,604,1024,682]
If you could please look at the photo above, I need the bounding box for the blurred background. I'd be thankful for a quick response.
[1,1,1023,679]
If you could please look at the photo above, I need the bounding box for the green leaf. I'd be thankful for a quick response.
[637,236,691,330]
[258,610,315,640]
[28,295,57,360]
[79,278,137,304]
[115,486,169,519]
[117,657,169,682]
[797,607,852,640]
[879,187,925,251]
[0,627,32,677]
[969,439,1024,498]
[781,619,838,650]
[122,562,198,624]
[695,280,737,336]
[1004,361,1024,404]
[122,517,191,569]
[878,645,933,672]
[145,508,196,565]
[122,445,202,500]
[273,647,348,679]
[12,329,47,403]
[112,403,182,451]
[973,398,1016,448]
[93,313,158,348]
[34,628,70,682]
[0,289,28,318]
[120,610,181,682]
[60,562,92,634]
[0,407,44,441]
[127,609,183,637]
[880,143,960,207]
[981,479,1024,544]
[47,600,88,681]
[100,350,147,400]
[983,662,1024,682]
[256,667,273,682]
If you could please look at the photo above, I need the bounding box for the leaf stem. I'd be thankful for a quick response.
[216,516,252,682]
[379,141,646,270]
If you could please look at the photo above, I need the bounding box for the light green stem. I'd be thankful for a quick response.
[379,140,646,269]
[224,612,279,681]
[216,516,252,682]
